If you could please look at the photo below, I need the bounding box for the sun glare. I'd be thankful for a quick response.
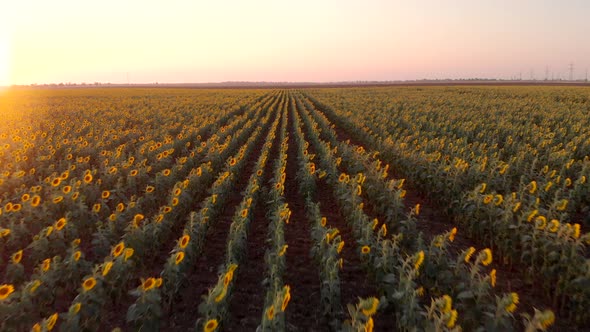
[0,36,10,87]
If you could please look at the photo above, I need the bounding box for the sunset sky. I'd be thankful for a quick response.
[1,0,589,85]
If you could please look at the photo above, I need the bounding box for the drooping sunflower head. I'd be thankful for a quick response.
[464,247,476,263]
[360,297,379,317]
[479,248,493,266]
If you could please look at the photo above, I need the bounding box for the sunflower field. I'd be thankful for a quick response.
[0,86,588,331]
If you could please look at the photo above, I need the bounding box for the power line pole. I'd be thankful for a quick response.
[568,63,574,81]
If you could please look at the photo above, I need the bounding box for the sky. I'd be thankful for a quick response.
[1,0,590,85]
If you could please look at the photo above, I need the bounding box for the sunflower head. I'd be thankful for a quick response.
[175,251,185,265]
[12,250,23,264]
[82,277,97,292]
[0,284,15,301]
[141,278,156,292]
[112,242,125,258]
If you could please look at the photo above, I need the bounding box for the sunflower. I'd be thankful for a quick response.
[141,278,156,291]
[464,247,476,263]
[30,280,42,294]
[21,193,30,202]
[361,297,379,317]
[4,202,13,212]
[490,269,497,287]
[480,248,493,266]
[414,251,425,271]
[281,285,291,311]
[0,284,15,300]
[101,190,110,199]
[72,192,79,200]
[175,251,185,265]
[573,223,581,239]
[73,251,82,262]
[172,198,179,206]
[338,173,347,183]
[556,199,568,211]
[146,186,155,193]
[163,206,172,214]
[505,292,519,313]
[278,244,288,257]
[529,181,537,194]
[133,214,145,227]
[266,306,275,320]
[109,166,118,174]
[109,213,117,222]
[241,209,248,218]
[479,183,487,193]
[31,195,41,207]
[82,277,97,292]
[494,194,503,206]
[512,202,521,213]
[174,188,182,196]
[400,190,407,198]
[162,169,171,176]
[102,261,113,277]
[155,278,163,288]
[155,214,164,223]
[378,223,387,236]
[415,204,420,215]
[42,258,51,272]
[337,241,345,254]
[70,303,82,315]
[46,313,58,331]
[547,219,560,233]
[482,195,493,205]
[51,177,61,187]
[124,248,134,261]
[540,310,555,329]
[527,210,538,222]
[112,242,125,258]
[53,196,64,204]
[446,309,458,328]
[211,194,217,204]
[12,250,23,264]
[53,218,66,232]
[83,173,93,183]
[130,169,138,176]
[179,235,190,249]
[448,227,457,242]
[441,294,452,313]
[361,245,371,254]
[203,318,219,332]
[320,217,327,227]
